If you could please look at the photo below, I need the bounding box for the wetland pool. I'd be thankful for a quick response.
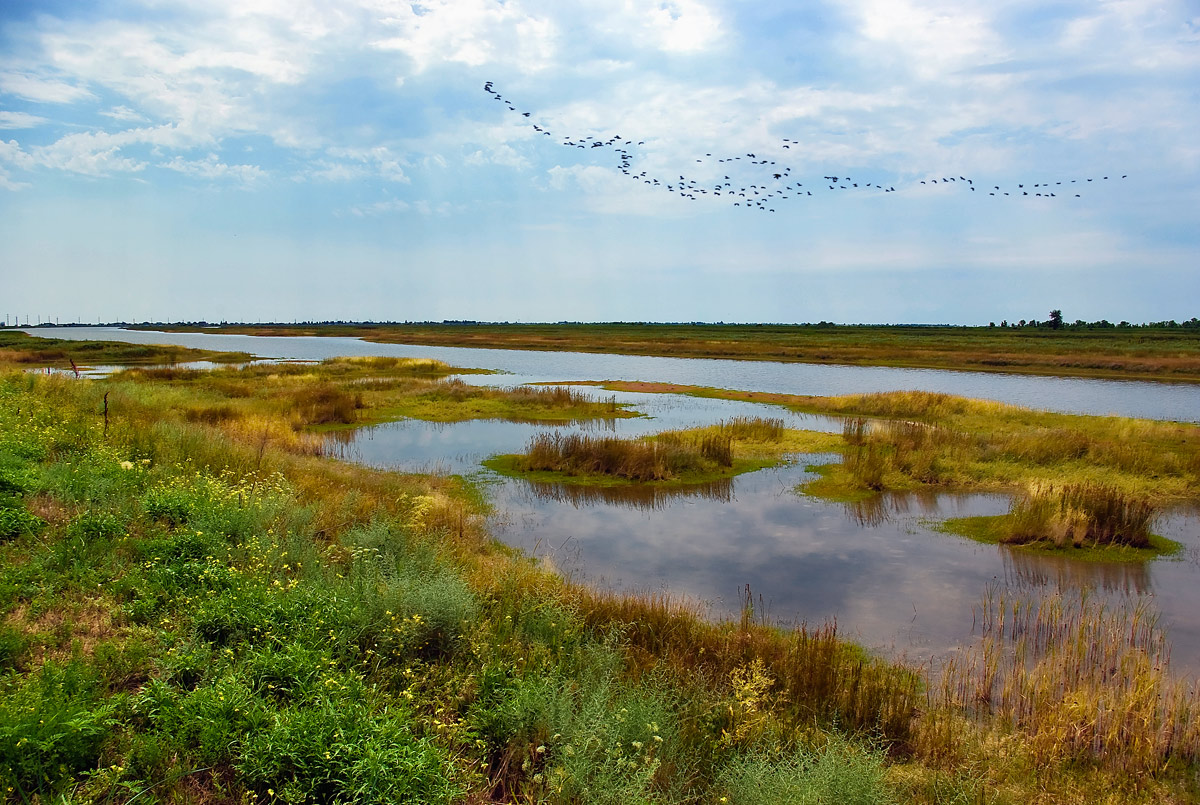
[27,327,1200,670]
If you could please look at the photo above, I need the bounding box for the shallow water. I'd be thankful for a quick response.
[26,327,1200,422]
[485,462,1200,669]
[24,327,1200,670]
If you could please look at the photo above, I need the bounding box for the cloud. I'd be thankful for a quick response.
[100,106,148,123]
[160,153,267,183]
[322,145,410,182]
[464,144,529,169]
[29,124,207,176]
[592,0,723,54]
[0,166,30,191]
[368,0,559,73]
[0,111,48,129]
[846,0,1004,79]
[348,198,410,216]
[0,71,93,103]
[0,138,35,170]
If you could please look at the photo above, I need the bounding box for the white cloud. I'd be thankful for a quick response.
[100,106,148,122]
[368,0,559,73]
[26,124,208,176]
[0,71,93,103]
[583,0,723,54]
[324,145,410,182]
[464,144,529,169]
[0,111,48,129]
[160,153,267,183]
[0,139,36,170]
[348,198,410,216]
[0,166,30,191]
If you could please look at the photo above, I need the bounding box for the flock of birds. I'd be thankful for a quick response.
[484,82,1126,213]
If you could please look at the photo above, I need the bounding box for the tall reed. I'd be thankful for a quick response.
[1004,481,1155,548]
[921,589,1200,774]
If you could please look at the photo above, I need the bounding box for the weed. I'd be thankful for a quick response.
[0,661,115,800]
[718,736,896,805]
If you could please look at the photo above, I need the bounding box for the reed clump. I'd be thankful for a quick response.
[513,417,787,482]
[919,589,1200,776]
[717,415,785,442]
[518,432,709,481]
[1004,481,1156,548]
[840,417,961,491]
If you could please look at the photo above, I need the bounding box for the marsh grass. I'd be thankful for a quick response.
[519,432,709,481]
[1004,482,1156,548]
[0,330,252,368]
[758,389,1200,508]
[3,367,1199,803]
[511,417,788,483]
[920,589,1200,777]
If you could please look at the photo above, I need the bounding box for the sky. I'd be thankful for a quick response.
[1,0,1198,325]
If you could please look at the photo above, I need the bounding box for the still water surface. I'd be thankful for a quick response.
[27,328,1200,670]
[28,326,1200,422]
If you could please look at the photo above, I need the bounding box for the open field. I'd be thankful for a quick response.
[2,342,1199,802]
[132,322,1200,382]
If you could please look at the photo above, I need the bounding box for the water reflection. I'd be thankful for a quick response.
[488,464,1200,669]
[842,490,947,528]
[521,477,734,511]
[1001,548,1152,594]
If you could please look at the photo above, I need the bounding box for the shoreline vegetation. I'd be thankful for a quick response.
[483,418,841,489]
[122,321,1200,383]
[0,330,253,368]
[2,338,1200,802]
[570,381,1199,558]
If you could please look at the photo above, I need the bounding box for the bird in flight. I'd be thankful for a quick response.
[481,82,1126,214]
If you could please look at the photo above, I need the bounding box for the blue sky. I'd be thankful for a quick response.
[1,0,1197,325]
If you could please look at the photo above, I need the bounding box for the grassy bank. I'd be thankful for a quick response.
[0,330,252,368]
[116,358,636,437]
[1,354,1198,801]
[136,322,1200,382]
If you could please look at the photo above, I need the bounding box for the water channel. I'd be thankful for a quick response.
[26,327,1200,670]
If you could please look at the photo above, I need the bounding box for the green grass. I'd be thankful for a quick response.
[934,514,1181,562]
[0,361,1198,803]
[0,329,252,367]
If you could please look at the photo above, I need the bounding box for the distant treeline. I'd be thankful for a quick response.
[989,317,1200,330]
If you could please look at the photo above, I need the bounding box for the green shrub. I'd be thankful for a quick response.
[134,673,268,764]
[718,737,896,805]
[68,509,126,542]
[0,662,115,800]
[0,495,44,541]
[237,698,455,804]
[0,624,27,671]
[142,484,200,526]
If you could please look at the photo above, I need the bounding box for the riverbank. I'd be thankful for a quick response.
[0,329,252,367]
[131,322,1200,383]
[2,345,1198,802]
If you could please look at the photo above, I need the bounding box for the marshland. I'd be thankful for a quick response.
[3,326,1200,804]
[141,321,1200,383]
